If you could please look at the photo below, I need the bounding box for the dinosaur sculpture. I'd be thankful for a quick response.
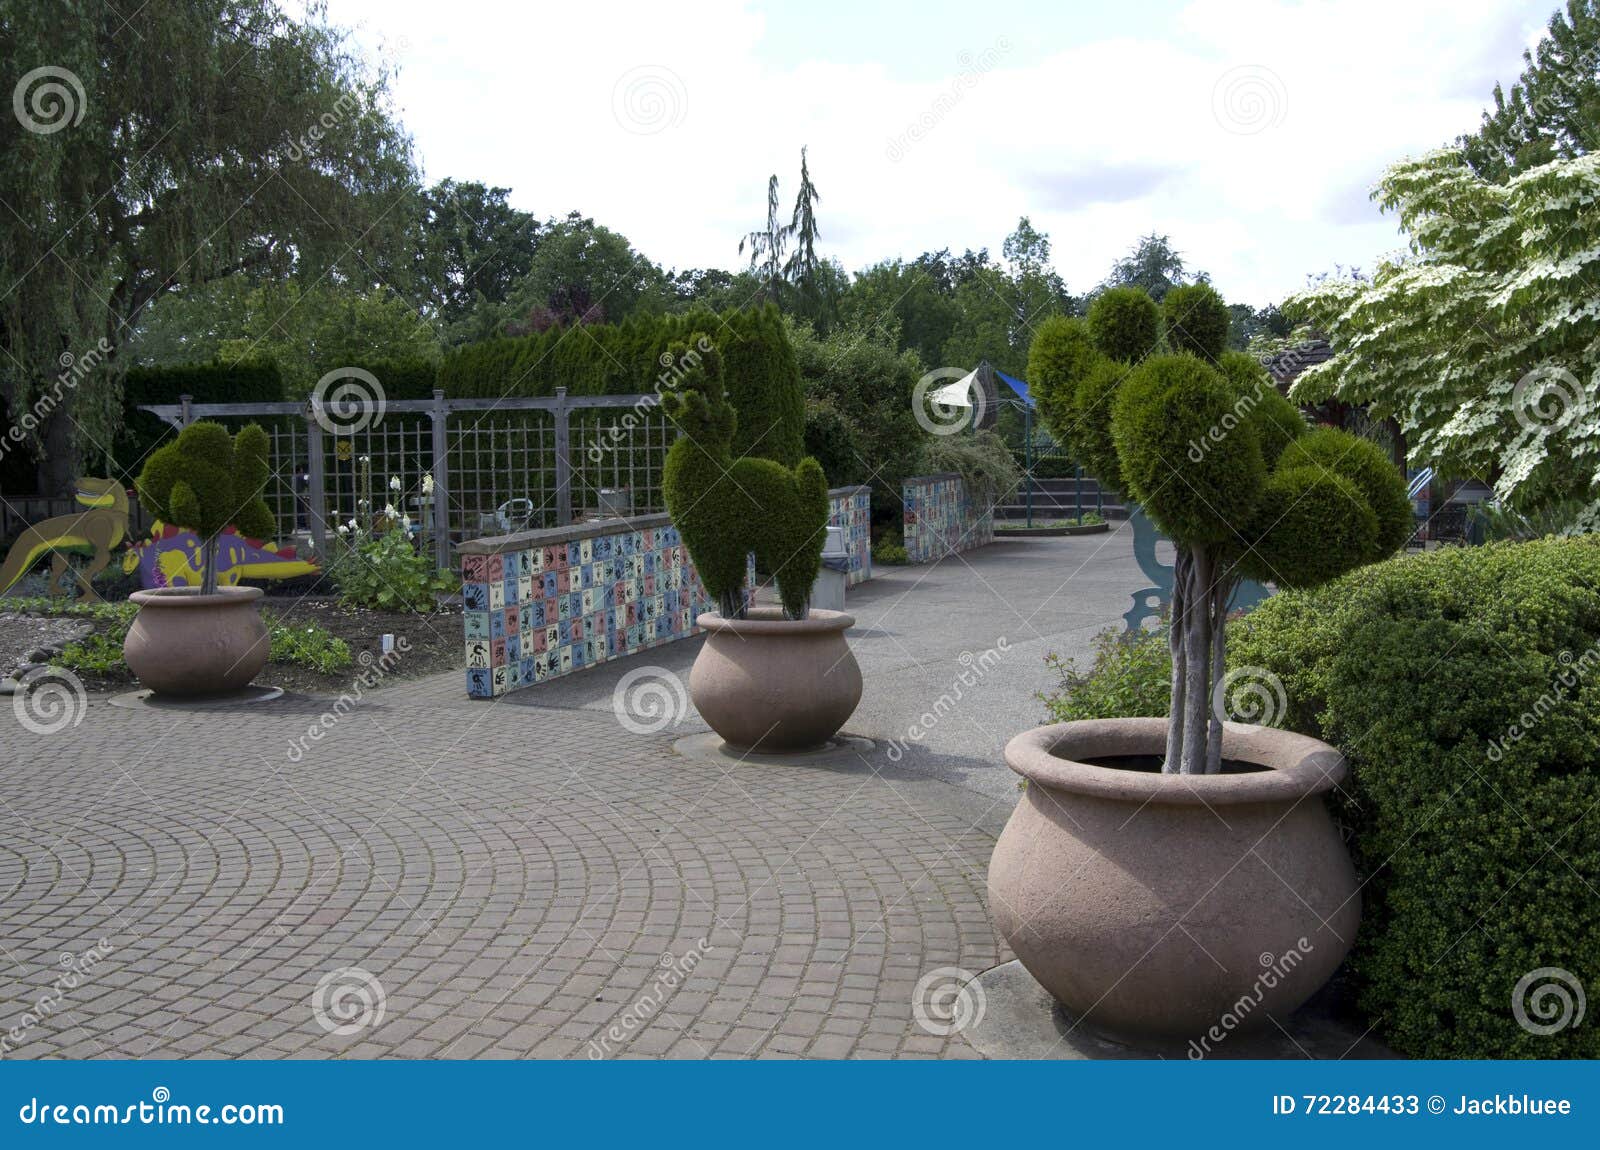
[660,336,829,619]
[0,478,130,603]
[122,522,318,589]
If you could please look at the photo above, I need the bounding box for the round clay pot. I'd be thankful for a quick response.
[690,608,862,753]
[988,717,1359,1042]
[123,586,271,696]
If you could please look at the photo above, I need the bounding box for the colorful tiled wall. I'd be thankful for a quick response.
[828,485,873,586]
[902,473,994,564]
[462,522,714,698]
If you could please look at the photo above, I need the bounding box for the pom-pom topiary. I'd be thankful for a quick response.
[1161,282,1230,362]
[1087,286,1161,363]
[136,421,278,594]
[1028,283,1412,773]
[661,334,830,620]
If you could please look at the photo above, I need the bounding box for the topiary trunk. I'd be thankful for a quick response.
[201,533,219,595]
[1164,542,1234,775]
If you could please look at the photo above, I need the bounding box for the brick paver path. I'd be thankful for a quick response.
[1,677,1008,1058]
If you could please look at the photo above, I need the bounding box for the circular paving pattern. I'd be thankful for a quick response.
[0,681,1007,1059]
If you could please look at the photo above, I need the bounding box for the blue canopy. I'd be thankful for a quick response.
[995,369,1032,406]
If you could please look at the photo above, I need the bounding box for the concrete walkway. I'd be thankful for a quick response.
[0,531,1140,1059]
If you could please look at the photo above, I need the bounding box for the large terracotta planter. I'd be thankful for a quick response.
[123,586,271,696]
[690,608,862,753]
[988,717,1359,1042]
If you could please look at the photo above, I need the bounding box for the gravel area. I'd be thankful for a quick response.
[0,612,92,679]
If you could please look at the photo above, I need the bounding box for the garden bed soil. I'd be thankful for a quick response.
[0,596,462,696]
[256,597,464,695]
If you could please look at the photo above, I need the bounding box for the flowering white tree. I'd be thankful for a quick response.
[1288,150,1600,525]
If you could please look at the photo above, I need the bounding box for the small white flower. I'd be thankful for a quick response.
[421,473,434,496]
[389,476,401,492]
[337,524,350,536]
[401,515,413,530]
[384,503,399,519]
[346,518,358,532]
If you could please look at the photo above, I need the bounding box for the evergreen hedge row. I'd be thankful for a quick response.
[438,303,804,466]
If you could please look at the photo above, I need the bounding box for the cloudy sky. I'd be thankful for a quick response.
[320,0,1552,305]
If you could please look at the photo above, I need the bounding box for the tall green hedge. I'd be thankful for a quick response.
[438,303,804,466]
[116,360,287,483]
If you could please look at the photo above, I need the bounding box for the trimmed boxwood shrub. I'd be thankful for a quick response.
[1230,538,1600,1059]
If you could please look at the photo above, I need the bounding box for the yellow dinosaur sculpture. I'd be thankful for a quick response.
[0,478,130,603]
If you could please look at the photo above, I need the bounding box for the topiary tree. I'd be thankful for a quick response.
[136,421,277,595]
[1087,286,1160,363]
[1029,287,1413,773]
[661,335,829,620]
[1161,282,1230,361]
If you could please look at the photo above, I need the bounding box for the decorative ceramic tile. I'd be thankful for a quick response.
[902,475,994,564]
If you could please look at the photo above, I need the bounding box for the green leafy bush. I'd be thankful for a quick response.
[1041,626,1172,723]
[1230,538,1600,1059]
[872,529,909,566]
[327,523,454,613]
[914,430,1023,510]
[1160,282,1230,361]
[1087,287,1160,363]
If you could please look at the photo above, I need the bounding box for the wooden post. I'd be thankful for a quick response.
[304,406,328,556]
[553,387,572,527]
[178,394,192,427]
[430,389,451,572]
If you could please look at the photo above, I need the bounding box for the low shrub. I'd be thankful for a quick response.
[1231,538,1600,1059]
[1041,626,1170,723]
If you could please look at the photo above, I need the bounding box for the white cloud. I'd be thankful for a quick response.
[322,0,1550,303]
